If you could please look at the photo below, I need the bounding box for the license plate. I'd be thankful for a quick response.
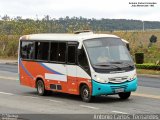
[115,88,124,93]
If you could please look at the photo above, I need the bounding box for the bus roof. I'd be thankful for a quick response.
[20,32,120,42]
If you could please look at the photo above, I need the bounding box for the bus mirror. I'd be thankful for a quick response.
[126,43,130,51]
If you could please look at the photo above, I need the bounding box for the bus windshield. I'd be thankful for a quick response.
[83,37,133,67]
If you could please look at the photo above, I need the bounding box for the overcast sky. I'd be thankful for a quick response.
[0,0,159,21]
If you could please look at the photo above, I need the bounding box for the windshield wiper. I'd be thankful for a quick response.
[109,61,134,68]
[94,62,122,69]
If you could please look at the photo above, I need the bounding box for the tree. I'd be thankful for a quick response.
[2,15,10,21]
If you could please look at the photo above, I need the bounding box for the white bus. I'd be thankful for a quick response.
[18,31,137,102]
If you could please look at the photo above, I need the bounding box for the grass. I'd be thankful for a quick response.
[137,69,160,75]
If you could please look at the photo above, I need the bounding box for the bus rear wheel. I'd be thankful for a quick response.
[36,80,47,96]
[80,85,92,102]
[118,92,131,100]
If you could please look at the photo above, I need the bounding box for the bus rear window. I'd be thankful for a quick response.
[21,41,34,59]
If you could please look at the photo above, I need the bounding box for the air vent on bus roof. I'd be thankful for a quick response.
[74,30,93,34]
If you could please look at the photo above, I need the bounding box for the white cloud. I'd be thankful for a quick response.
[0,0,159,21]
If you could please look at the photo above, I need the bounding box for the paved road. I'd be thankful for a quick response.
[138,76,160,88]
[0,63,18,73]
[0,63,160,120]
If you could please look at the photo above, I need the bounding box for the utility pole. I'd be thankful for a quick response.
[142,21,144,32]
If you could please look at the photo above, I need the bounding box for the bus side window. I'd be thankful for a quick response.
[50,42,58,62]
[21,41,34,60]
[35,42,49,61]
[78,47,90,74]
[58,42,66,63]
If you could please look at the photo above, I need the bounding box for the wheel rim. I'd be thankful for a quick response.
[83,88,89,99]
[37,81,44,94]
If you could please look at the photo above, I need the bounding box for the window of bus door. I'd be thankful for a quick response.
[78,47,90,75]
[67,45,76,64]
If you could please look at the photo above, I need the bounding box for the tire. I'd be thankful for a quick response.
[80,85,92,102]
[118,92,131,100]
[36,80,47,96]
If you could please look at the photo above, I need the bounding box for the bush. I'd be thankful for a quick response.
[135,52,144,64]
[136,64,160,70]
[5,40,18,57]
[150,35,157,43]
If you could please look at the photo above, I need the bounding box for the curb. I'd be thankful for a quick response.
[0,76,19,81]
[0,60,17,66]
[5,62,18,65]
[138,74,160,78]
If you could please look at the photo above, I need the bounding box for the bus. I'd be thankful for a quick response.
[18,31,137,102]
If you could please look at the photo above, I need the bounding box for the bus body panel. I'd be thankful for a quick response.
[90,68,137,96]
[19,60,91,95]
[92,78,137,96]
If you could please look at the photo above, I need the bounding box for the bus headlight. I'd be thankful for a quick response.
[96,77,109,83]
[128,73,137,81]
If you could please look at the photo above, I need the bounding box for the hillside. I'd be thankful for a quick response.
[0,16,160,35]
[0,16,160,63]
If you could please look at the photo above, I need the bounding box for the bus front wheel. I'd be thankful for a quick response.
[118,92,131,100]
[80,85,92,102]
[36,80,47,96]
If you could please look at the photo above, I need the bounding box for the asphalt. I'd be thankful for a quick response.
[0,63,18,73]
[0,63,160,120]
[0,78,160,113]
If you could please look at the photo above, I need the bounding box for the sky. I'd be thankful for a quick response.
[0,0,160,21]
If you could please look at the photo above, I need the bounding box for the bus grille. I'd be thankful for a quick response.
[108,76,128,83]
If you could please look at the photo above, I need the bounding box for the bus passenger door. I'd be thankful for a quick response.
[66,43,78,94]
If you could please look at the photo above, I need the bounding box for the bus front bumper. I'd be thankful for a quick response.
[92,78,138,96]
